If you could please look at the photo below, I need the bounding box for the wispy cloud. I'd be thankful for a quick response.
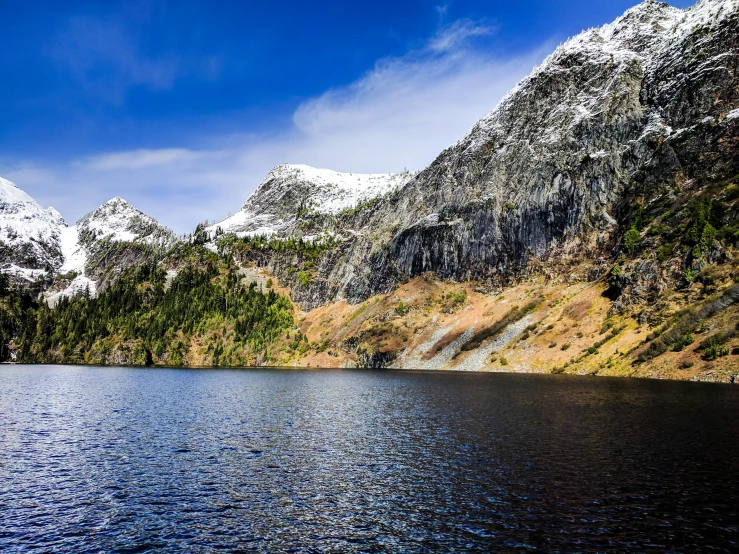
[7,20,550,234]
[50,16,181,103]
[435,4,449,21]
[80,148,228,171]
[427,20,496,52]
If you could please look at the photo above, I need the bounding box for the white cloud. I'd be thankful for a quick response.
[4,21,550,234]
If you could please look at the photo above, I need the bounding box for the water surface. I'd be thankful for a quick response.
[1,365,738,552]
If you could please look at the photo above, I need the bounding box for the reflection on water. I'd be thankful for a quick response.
[1,365,738,552]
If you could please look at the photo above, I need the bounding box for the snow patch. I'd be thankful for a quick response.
[58,225,86,274]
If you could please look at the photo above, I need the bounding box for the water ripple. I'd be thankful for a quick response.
[1,366,738,552]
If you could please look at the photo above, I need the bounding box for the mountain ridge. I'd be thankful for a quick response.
[0,180,177,302]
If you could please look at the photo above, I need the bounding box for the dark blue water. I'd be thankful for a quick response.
[1,366,738,552]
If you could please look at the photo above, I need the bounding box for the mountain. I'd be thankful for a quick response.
[208,164,415,238]
[46,197,178,304]
[245,0,738,309]
[0,179,177,300]
[0,177,65,282]
[211,0,739,378]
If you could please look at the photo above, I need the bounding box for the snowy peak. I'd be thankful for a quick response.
[0,177,178,292]
[212,163,415,237]
[247,164,413,215]
[0,177,65,281]
[46,207,65,226]
[593,0,680,52]
[454,0,737,156]
[77,196,171,244]
[50,198,178,304]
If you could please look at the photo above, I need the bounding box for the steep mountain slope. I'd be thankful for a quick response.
[0,177,65,282]
[220,0,738,310]
[306,0,738,306]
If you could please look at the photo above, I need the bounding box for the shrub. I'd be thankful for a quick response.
[656,243,675,262]
[561,343,571,351]
[623,227,641,254]
[297,271,312,286]
[499,357,509,366]
[395,301,406,315]
[703,342,729,361]
[672,333,694,352]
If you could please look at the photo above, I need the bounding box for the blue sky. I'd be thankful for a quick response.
[0,0,694,233]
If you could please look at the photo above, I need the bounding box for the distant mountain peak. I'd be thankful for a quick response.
[210,163,417,238]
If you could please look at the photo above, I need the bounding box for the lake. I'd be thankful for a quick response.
[1,365,738,552]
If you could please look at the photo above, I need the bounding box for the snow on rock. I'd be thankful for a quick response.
[58,225,85,274]
[0,176,65,279]
[77,196,175,246]
[0,177,177,296]
[209,164,415,238]
[45,197,177,303]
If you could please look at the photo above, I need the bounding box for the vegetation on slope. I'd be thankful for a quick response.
[3,245,296,367]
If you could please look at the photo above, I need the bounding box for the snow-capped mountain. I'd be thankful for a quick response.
[48,197,178,302]
[2,0,738,316]
[0,177,65,282]
[0,178,177,299]
[209,164,415,238]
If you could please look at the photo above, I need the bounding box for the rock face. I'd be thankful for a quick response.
[0,177,65,283]
[219,0,739,310]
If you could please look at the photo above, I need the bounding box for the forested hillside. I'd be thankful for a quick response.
[1,246,297,367]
